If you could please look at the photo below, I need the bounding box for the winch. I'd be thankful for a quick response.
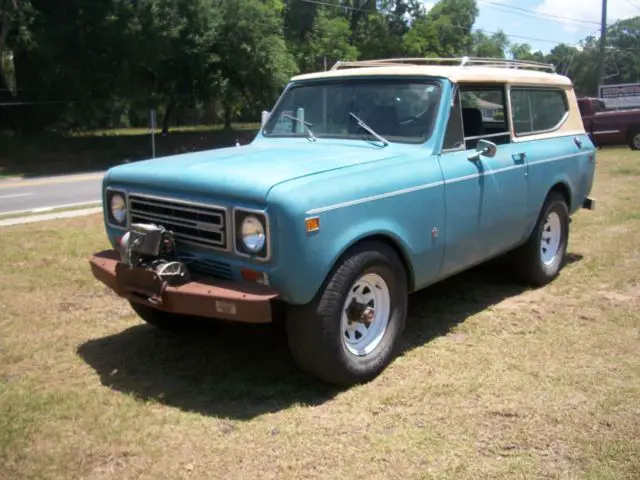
[119,223,190,287]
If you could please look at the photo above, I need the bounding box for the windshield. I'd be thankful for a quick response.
[263,78,442,144]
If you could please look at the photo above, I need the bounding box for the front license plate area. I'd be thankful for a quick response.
[115,262,166,305]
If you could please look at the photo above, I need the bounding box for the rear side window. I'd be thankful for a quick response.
[510,88,569,136]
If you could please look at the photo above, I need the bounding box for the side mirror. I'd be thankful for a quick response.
[468,139,498,161]
[261,110,270,127]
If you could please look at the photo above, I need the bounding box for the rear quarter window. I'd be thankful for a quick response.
[510,88,569,136]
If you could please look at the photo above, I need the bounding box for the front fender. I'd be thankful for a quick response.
[268,189,445,305]
[269,215,418,305]
[323,221,416,287]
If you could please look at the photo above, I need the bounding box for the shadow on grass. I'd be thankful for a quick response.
[77,252,583,420]
[0,128,259,178]
[401,252,583,349]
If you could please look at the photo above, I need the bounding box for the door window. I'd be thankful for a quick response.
[458,84,511,149]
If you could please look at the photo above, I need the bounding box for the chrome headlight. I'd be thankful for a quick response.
[234,209,269,260]
[241,215,266,252]
[106,189,127,227]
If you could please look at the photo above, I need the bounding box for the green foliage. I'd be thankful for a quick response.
[472,30,509,58]
[215,0,297,115]
[1,0,640,134]
[297,10,358,73]
[1,49,15,95]
[509,43,545,62]
[404,0,478,57]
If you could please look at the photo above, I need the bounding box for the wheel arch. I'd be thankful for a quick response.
[327,232,416,293]
[549,181,572,211]
[522,180,574,241]
[626,124,640,149]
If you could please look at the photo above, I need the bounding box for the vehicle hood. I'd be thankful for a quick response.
[105,141,406,203]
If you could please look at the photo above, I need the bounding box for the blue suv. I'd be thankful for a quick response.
[90,57,597,386]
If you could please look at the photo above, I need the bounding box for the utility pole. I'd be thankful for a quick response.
[596,0,608,97]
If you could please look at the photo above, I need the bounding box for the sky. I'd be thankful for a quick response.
[423,0,640,54]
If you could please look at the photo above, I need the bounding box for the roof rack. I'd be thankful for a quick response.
[330,56,556,73]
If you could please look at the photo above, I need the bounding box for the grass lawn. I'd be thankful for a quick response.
[0,124,260,179]
[0,148,639,479]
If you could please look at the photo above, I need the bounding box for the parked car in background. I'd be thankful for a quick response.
[577,97,640,150]
[89,57,597,386]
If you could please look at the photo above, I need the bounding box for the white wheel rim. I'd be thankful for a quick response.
[634,133,640,149]
[540,211,562,266]
[341,273,391,356]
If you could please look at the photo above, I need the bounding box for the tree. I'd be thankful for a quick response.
[471,30,509,58]
[215,0,297,128]
[510,43,546,63]
[403,0,479,57]
[0,0,17,61]
[284,0,321,46]
[297,10,358,73]
[123,0,222,134]
[601,17,640,86]
[355,0,424,59]
[0,0,20,95]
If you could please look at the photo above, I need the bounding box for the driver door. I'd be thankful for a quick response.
[438,83,529,278]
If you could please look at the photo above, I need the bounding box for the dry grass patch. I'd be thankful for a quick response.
[1,148,639,479]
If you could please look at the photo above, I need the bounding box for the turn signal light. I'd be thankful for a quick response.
[241,268,269,285]
[305,216,320,233]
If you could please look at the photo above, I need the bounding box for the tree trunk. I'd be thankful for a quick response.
[348,0,363,45]
[161,100,175,136]
[224,101,232,130]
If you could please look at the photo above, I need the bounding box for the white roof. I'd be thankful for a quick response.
[291,65,573,87]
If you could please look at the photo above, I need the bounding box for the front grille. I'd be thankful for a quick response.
[183,257,234,280]
[128,194,228,251]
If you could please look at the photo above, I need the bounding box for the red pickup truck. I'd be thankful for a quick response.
[577,97,640,150]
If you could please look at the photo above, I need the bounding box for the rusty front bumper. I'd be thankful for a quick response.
[89,250,278,323]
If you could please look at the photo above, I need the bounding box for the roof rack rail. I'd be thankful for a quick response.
[330,56,556,73]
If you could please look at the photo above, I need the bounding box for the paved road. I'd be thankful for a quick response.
[0,172,105,216]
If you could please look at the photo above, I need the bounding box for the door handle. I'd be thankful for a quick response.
[574,136,582,148]
[512,152,526,163]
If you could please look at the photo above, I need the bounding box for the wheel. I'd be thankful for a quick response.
[128,301,204,332]
[510,191,569,286]
[627,128,640,150]
[286,241,408,386]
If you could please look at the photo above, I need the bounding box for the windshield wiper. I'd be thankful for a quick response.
[282,113,317,142]
[349,112,389,147]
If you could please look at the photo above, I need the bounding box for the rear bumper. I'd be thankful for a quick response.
[89,249,278,323]
[582,196,597,211]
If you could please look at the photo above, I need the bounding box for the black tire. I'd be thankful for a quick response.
[286,241,408,386]
[128,301,204,332]
[627,128,640,150]
[510,191,569,286]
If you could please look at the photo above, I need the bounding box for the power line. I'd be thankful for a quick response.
[477,1,600,31]
[472,28,572,46]
[300,0,376,13]
[479,0,601,26]
[300,0,574,47]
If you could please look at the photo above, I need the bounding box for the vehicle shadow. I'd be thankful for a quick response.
[400,252,582,350]
[77,253,583,420]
